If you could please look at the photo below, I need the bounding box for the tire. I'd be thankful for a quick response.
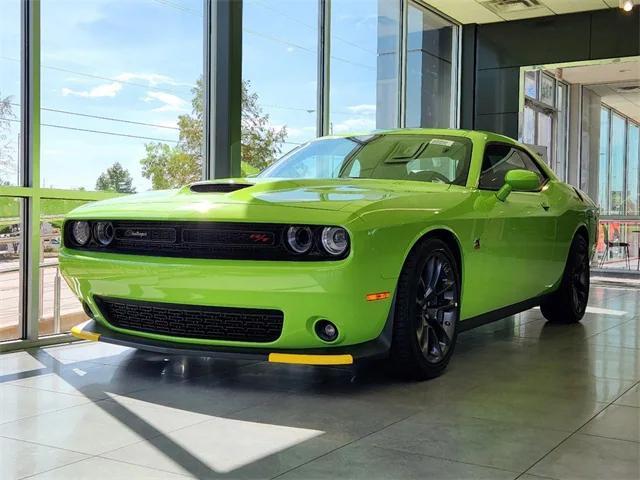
[540,234,589,324]
[389,238,460,380]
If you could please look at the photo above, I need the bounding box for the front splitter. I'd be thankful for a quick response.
[70,319,391,365]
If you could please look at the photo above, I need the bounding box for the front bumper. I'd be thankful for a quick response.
[60,247,396,354]
[71,317,392,364]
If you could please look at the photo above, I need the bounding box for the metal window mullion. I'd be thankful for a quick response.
[202,0,212,180]
[316,0,330,137]
[607,107,612,215]
[21,0,41,341]
[207,0,242,179]
[623,117,629,215]
[451,21,461,128]
[398,0,408,128]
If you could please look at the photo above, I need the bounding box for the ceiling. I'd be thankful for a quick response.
[588,82,640,122]
[553,59,640,122]
[423,0,636,24]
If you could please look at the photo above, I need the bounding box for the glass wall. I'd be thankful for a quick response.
[596,105,640,271]
[627,123,640,216]
[329,0,400,134]
[239,0,460,172]
[242,0,318,174]
[405,1,457,128]
[41,0,204,192]
[520,70,568,174]
[609,113,626,215]
[39,199,90,336]
[598,107,610,213]
[555,82,568,180]
[3,0,463,345]
[0,0,21,186]
[0,197,22,341]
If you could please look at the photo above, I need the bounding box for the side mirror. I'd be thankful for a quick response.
[496,169,539,201]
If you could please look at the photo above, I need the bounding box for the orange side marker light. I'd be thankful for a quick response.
[366,291,390,301]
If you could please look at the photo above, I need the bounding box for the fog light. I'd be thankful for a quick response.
[315,319,338,342]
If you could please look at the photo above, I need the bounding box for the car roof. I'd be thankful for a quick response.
[319,128,518,145]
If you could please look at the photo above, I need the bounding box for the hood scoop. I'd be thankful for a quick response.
[190,182,253,193]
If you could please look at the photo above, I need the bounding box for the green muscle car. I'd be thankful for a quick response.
[61,129,598,379]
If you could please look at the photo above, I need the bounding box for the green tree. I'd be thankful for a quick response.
[140,78,286,189]
[95,162,136,193]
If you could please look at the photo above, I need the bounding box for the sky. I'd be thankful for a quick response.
[0,0,384,192]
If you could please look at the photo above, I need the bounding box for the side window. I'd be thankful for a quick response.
[478,145,527,190]
[478,144,545,190]
[516,149,547,186]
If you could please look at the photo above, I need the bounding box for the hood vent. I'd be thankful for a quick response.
[190,183,253,193]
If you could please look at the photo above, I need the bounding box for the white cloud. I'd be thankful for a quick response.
[60,72,192,100]
[115,72,192,88]
[62,82,122,98]
[331,117,375,134]
[347,104,376,115]
[143,91,188,112]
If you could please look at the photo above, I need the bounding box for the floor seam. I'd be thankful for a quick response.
[0,433,93,456]
[269,412,417,479]
[576,431,640,444]
[356,442,523,476]
[92,454,195,478]
[18,455,98,480]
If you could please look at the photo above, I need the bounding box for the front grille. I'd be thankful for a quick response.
[95,296,283,342]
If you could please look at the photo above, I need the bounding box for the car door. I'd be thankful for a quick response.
[475,143,558,312]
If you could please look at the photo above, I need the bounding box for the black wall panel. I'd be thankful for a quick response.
[590,9,640,59]
[460,24,477,129]
[475,113,519,139]
[476,13,591,70]
[475,67,520,115]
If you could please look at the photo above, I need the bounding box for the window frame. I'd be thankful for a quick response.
[477,141,550,192]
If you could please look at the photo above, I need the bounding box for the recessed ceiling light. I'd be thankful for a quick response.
[621,0,634,12]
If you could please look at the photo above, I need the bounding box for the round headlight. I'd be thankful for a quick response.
[321,227,349,256]
[70,221,91,246]
[94,221,114,246]
[286,226,313,254]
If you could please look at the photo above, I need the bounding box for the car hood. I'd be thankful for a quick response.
[68,178,453,224]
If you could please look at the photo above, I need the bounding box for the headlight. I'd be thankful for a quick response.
[321,227,349,256]
[286,226,313,254]
[70,221,91,246]
[94,221,114,246]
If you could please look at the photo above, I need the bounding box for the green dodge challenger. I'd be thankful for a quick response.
[62,129,598,379]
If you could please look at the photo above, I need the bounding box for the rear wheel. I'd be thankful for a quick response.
[389,238,460,380]
[540,234,589,324]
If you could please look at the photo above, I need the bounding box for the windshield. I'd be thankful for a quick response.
[259,134,473,186]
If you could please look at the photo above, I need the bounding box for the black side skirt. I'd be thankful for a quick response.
[459,295,546,332]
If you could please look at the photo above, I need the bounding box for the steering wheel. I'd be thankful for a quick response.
[410,170,450,184]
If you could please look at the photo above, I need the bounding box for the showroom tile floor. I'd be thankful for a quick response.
[1,285,639,479]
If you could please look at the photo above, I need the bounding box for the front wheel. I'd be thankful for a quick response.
[540,234,590,324]
[389,238,460,380]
